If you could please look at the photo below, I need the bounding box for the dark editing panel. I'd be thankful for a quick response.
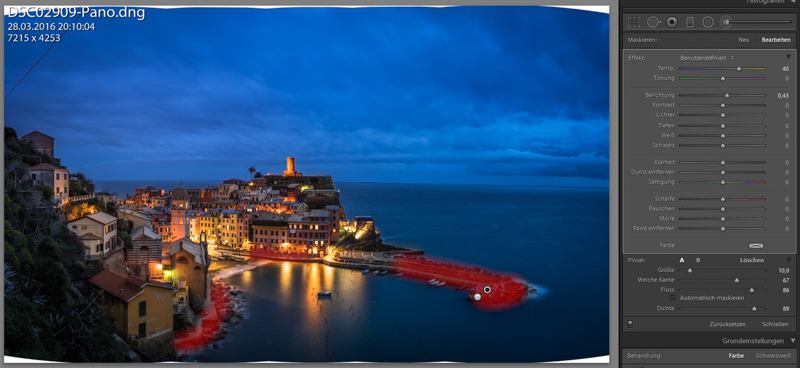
[620,1,798,366]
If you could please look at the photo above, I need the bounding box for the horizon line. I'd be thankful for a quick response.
[91,178,609,190]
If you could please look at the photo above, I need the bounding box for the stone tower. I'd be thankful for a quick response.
[170,182,191,241]
[283,157,302,177]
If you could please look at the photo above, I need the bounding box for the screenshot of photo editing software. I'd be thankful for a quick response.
[1,0,797,366]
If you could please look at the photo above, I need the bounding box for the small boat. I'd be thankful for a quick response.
[391,273,403,278]
[435,281,446,287]
[372,270,380,275]
[218,256,229,261]
[379,270,389,275]
[362,269,370,275]
[317,291,332,297]
[427,279,437,287]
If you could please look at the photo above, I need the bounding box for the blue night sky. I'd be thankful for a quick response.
[5,6,609,187]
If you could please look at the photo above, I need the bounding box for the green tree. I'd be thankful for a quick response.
[104,201,116,216]
[254,171,263,179]
[41,185,54,200]
[6,159,28,190]
[117,219,132,234]
[118,231,133,250]
[4,126,129,362]
[68,172,95,197]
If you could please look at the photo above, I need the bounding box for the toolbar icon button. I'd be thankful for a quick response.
[667,16,678,28]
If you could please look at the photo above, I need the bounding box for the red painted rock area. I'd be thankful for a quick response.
[174,282,232,356]
[393,255,533,312]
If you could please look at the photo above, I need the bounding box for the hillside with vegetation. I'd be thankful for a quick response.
[4,127,129,362]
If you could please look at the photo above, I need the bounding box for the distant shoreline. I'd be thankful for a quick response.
[208,260,241,274]
[93,179,610,191]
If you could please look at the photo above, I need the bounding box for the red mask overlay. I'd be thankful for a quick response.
[392,255,536,312]
[174,282,230,355]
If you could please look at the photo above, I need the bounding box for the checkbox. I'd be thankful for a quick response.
[670,295,676,301]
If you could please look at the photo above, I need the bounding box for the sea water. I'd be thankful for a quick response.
[95,180,609,362]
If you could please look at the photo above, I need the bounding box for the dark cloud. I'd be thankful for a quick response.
[5,6,609,185]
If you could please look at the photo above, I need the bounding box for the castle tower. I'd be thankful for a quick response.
[170,182,191,241]
[283,156,302,177]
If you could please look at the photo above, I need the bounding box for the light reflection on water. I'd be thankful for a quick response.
[107,183,609,362]
[271,262,370,345]
[193,185,608,362]
[194,257,603,363]
[279,261,291,297]
[209,262,373,360]
[303,264,322,333]
[240,270,252,286]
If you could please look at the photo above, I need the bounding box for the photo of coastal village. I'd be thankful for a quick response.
[4,6,610,363]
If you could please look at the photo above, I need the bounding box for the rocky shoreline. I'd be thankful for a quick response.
[216,278,247,327]
[176,261,256,361]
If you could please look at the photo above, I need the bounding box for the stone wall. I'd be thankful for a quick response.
[103,248,127,273]
[173,306,195,329]
[139,330,176,362]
